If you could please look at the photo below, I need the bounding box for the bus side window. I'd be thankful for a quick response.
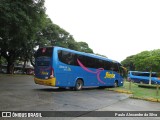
[75,54,87,67]
[58,50,63,62]
[104,61,112,70]
[95,59,104,69]
[58,50,75,65]
[66,53,75,65]
[85,56,95,68]
[111,62,119,73]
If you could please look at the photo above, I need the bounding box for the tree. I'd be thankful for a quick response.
[0,0,94,74]
[121,49,160,77]
[36,18,93,53]
[36,17,75,47]
[77,42,93,53]
[0,0,46,73]
[121,50,160,72]
[134,50,160,72]
[95,53,107,58]
[121,49,160,85]
[121,55,135,71]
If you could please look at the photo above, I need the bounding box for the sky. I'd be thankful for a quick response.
[45,0,160,62]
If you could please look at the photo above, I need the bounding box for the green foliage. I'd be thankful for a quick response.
[134,50,160,71]
[0,0,46,73]
[121,55,135,70]
[77,42,93,53]
[108,81,160,99]
[37,17,93,53]
[0,57,6,65]
[95,53,107,58]
[0,0,93,74]
[121,49,160,72]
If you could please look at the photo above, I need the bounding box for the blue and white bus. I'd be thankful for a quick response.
[128,71,160,84]
[34,46,126,90]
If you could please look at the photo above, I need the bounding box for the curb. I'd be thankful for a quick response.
[130,96,160,103]
[107,89,132,94]
[113,89,133,94]
[108,89,160,103]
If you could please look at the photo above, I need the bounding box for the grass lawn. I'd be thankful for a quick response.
[107,80,160,101]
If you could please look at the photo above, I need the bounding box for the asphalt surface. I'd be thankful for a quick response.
[0,75,160,120]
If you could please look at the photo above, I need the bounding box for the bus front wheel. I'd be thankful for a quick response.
[114,80,118,88]
[75,79,83,91]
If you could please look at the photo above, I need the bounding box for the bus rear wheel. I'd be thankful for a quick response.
[75,79,83,91]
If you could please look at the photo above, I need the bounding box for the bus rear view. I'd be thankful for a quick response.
[34,47,56,86]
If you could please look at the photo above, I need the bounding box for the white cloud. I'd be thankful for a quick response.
[45,0,160,62]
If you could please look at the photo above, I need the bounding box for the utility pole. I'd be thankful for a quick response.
[149,69,152,85]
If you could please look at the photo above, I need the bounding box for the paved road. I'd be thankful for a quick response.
[0,75,160,120]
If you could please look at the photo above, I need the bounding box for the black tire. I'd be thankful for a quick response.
[98,86,106,89]
[58,87,66,90]
[75,79,83,91]
[114,81,118,88]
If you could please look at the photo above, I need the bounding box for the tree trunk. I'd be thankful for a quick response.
[0,55,1,73]
[23,60,26,74]
[149,69,152,85]
[7,62,11,74]
[7,61,14,74]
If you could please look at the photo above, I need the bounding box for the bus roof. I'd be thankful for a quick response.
[40,46,120,64]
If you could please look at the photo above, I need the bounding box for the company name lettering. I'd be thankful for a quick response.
[104,72,115,78]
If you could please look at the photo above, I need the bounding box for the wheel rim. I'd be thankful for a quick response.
[114,81,118,87]
[77,82,82,89]
[76,80,83,90]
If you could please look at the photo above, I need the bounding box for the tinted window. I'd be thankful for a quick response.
[75,54,86,66]
[58,50,75,65]
[36,47,53,57]
[152,73,158,77]
[85,56,95,68]
[95,59,104,69]
[58,50,119,72]
[104,61,112,70]
[132,72,149,77]
[37,61,50,66]
[111,62,119,72]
